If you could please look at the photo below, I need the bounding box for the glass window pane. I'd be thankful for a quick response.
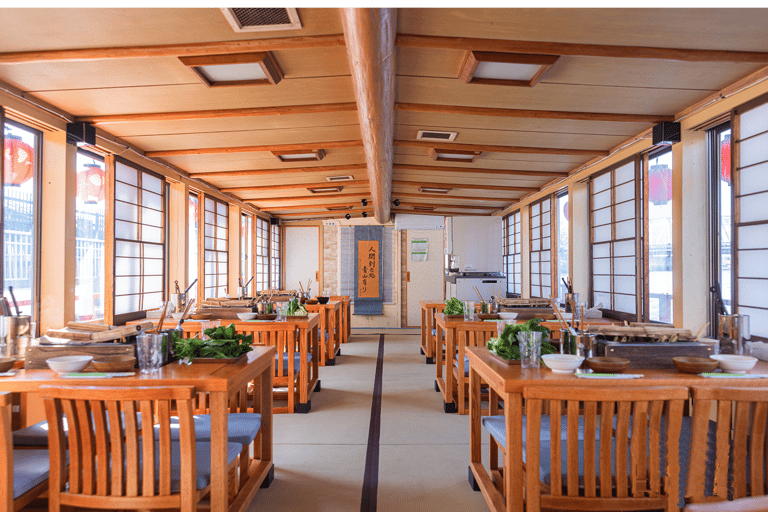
[75,151,105,320]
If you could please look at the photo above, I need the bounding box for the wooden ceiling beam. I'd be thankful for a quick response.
[393,179,535,193]
[77,102,358,124]
[221,180,370,194]
[393,163,569,178]
[145,140,363,158]
[396,34,768,63]
[391,191,511,202]
[0,34,346,64]
[392,208,490,217]
[246,192,372,204]
[341,8,396,223]
[394,139,607,157]
[276,209,374,218]
[190,163,366,179]
[395,102,673,124]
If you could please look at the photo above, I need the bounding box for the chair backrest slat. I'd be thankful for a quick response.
[156,399,172,496]
[549,399,562,497]
[599,401,614,497]
[614,400,631,498]
[647,399,664,497]
[107,400,125,496]
[753,402,768,497]
[714,399,732,497]
[122,400,139,497]
[76,400,96,495]
[140,400,156,497]
[62,399,83,494]
[732,400,751,499]
[566,400,579,497]
[583,401,597,497]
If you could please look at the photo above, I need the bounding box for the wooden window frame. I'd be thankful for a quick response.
[503,210,522,297]
[708,121,733,330]
[240,212,253,295]
[732,93,768,341]
[588,156,643,322]
[255,217,269,293]
[203,195,228,299]
[112,156,166,325]
[529,195,554,299]
[270,222,281,290]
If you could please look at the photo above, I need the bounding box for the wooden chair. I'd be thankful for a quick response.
[330,295,350,344]
[40,385,243,512]
[685,386,768,507]
[523,385,688,512]
[1,392,50,511]
[454,322,498,415]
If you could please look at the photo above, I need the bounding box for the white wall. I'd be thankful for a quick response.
[448,216,503,272]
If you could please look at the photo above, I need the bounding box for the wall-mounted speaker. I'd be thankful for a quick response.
[66,122,96,146]
[652,122,681,145]
[270,218,279,225]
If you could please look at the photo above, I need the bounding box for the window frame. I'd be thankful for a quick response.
[529,195,554,299]
[645,146,674,324]
[708,121,732,330]
[555,188,569,301]
[240,212,253,296]
[588,155,644,322]
[270,222,281,289]
[503,210,521,297]
[203,194,229,299]
[1,117,43,326]
[255,216,269,293]
[111,156,167,325]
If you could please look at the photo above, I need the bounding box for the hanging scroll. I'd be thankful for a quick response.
[357,240,380,298]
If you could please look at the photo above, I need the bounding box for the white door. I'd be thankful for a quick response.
[285,226,320,294]
[406,229,444,327]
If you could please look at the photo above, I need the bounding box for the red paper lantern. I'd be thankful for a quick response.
[77,163,105,203]
[720,133,731,184]
[3,137,34,186]
[648,164,672,205]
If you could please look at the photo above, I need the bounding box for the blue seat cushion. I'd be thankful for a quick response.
[13,412,143,447]
[13,449,50,498]
[454,356,471,377]
[482,414,594,449]
[158,413,261,446]
[276,352,312,376]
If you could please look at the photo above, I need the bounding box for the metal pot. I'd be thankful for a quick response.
[170,293,186,314]
[238,287,249,299]
[1,315,31,357]
[256,302,274,315]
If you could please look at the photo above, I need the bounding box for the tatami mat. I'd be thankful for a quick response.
[246,333,489,512]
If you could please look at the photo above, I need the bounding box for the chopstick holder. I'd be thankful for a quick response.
[575,373,644,379]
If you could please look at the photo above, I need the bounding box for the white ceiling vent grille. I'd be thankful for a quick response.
[221,8,302,33]
[326,175,354,182]
[417,130,458,142]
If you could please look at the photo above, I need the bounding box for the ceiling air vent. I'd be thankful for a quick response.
[417,130,458,142]
[325,175,354,182]
[326,205,352,211]
[221,8,302,33]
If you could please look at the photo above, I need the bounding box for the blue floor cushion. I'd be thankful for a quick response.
[276,352,312,376]
[158,413,261,446]
[13,449,50,498]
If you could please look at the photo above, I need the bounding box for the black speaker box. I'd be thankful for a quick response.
[66,122,96,146]
[270,218,279,225]
[652,122,681,145]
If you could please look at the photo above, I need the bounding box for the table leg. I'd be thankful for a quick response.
[421,307,427,356]
[298,327,309,412]
[444,328,457,413]
[426,308,435,364]
[506,392,523,512]
[209,391,229,512]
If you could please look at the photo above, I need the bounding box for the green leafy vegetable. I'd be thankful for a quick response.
[444,297,466,316]
[286,298,308,316]
[172,323,253,363]
[486,318,555,361]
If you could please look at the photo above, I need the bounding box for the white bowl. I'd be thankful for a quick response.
[542,354,584,374]
[710,354,758,373]
[46,355,93,374]
[497,312,518,321]
[236,312,257,321]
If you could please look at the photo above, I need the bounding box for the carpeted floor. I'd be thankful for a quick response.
[246,332,490,512]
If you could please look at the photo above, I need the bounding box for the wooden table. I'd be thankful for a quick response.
[138,316,321,414]
[305,301,341,366]
[420,300,446,364]
[0,345,276,512]
[465,346,768,512]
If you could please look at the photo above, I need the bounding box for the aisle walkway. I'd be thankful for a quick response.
[247,333,489,512]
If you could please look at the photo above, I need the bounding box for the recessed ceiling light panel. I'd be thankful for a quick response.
[429,148,481,163]
[307,186,343,194]
[418,186,452,194]
[325,175,354,182]
[272,149,325,162]
[417,130,458,142]
[459,51,559,87]
[180,52,283,87]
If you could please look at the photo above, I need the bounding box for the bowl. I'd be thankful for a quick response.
[673,356,719,374]
[92,356,136,373]
[542,354,584,374]
[0,358,16,372]
[710,354,758,373]
[190,313,212,320]
[305,299,319,305]
[46,355,93,374]
[585,357,630,374]
[317,296,330,304]
[497,312,518,321]
[236,312,258,321]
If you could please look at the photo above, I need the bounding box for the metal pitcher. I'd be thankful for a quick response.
[718,314,751,355]
[170,293,186,314]
[1,315,32,357]
[575,333,596,359]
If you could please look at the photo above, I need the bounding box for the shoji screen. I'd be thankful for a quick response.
[504,211,522,296]
[529,197,552,298]
[203,196,228,299]
[255,217,269,293]
[590,159,640,318]
[734,97,768,339]
[113,160,165,318]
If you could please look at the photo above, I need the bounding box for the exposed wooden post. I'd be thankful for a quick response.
[340,8,396,223]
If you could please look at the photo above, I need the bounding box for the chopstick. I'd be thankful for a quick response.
[472,286,484,303]
[299,281,305,293]
[549,295,576,336]
[154,300,170,333]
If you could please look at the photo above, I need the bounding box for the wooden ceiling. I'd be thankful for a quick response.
[1,8,768,221]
